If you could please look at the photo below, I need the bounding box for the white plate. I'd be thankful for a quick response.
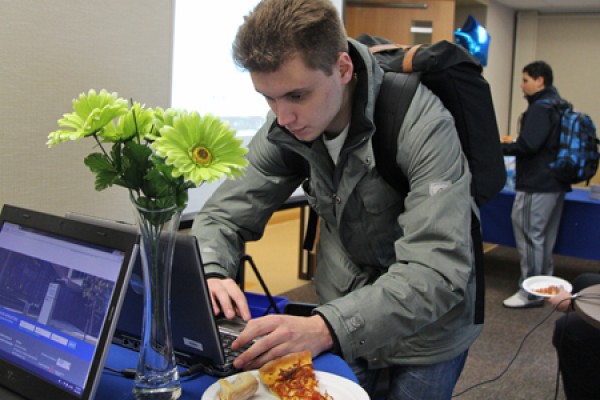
[201,370,369,400]
[522,276,572,298]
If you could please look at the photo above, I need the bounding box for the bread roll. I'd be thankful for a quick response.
[218,372,259,400]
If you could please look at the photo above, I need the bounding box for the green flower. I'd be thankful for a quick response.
[152,112,248,186]
[147,107,184,141]
[49,89,248,213]
[101,102,155,142]
[47,89,128,147]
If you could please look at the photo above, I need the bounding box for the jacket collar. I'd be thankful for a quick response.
[526,85,560,104]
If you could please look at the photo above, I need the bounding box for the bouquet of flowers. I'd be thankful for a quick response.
[47,89,248,213]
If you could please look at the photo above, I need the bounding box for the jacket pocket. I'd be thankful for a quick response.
[349,176,405,266]
[314,229,378,301]
[359,174,405,214]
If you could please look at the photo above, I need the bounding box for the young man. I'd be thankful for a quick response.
[191,0,481,398]
[501,61,571,308]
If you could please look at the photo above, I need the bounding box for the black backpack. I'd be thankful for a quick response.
[539,99,599,185]
[357,34,506,205]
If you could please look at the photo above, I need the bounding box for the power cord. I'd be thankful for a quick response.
[104,366,136,379]
[239,254,282,314]
[179,363,210,378]
[452,297,570,398]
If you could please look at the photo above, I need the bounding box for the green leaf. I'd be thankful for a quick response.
[143,168,173,199]
[93,169,120,191]
[84,152,115,174]
[121,141,152,190]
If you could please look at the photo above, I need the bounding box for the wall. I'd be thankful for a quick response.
[510,11,600,185]
[511,12,600,136]
[455,1,515,137]
[0,1,174,222]
[481,1,516,137]
[345,0,456,44]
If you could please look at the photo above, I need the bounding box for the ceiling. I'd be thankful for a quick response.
[491,0,600,13]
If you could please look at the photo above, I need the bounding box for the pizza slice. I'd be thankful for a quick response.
[258,351,334,400]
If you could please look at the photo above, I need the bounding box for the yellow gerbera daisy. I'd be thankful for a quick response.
[152,112,248,186]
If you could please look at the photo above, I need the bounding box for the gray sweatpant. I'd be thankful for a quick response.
[511,191,566,284]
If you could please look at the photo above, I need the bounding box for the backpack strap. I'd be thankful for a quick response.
[402,44,422,73]
[372,71,420,193]
[471,212,485,324]
[369,43,423,73]
[369,43,410,54]
[373,70,485,325]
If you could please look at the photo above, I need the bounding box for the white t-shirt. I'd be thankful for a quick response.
[322,124,350,165]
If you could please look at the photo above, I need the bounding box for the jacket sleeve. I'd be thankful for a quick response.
[315,84,476,362]
[502,103,554,156]
[190,119,303,279]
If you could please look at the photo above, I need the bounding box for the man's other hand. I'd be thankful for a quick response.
[207,278,251,321]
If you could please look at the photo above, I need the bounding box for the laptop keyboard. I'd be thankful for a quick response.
[213,316,256,374]
[219,329,253,370]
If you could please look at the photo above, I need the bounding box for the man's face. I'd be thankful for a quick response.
[521,72,545,97]
[250,53,353,142]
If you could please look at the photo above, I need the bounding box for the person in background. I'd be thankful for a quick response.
[191,0,481,398]
[501,61,571,308]
[547,273,600,399]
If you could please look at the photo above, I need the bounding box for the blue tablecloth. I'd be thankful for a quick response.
[95,345,357,400]
[480,188,600,260]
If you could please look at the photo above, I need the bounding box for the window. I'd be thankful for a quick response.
[171,0,267,138]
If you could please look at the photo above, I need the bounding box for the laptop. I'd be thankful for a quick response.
[65,212,254,377]
[0,205,138,400]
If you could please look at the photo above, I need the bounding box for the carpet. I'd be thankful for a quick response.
[279,245,600,399]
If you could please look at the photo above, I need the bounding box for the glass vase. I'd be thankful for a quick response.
[131,198,182,400]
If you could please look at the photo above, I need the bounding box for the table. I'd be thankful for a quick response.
[574,284,600,331]
[480,188,600,260]
[95,345,357,400]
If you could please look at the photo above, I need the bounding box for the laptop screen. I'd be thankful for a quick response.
[0,205,137,400]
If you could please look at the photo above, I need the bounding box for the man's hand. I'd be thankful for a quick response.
[206,278,251,321]
[545,286,573,312]
[231,314,334,370]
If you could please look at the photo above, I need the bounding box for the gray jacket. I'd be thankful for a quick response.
[192,38,481,368]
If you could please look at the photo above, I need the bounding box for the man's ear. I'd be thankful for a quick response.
[536,75,546,89]
[337,52,354,84]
